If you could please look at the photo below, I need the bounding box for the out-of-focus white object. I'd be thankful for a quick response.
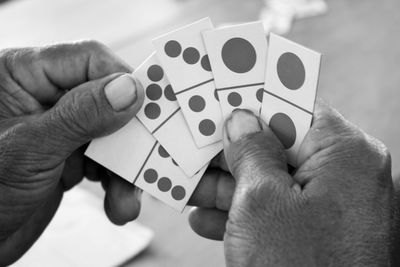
[261,0,328,35]
[13,186,153,267]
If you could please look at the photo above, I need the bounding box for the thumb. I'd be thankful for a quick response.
[30,73,144,160]
[223,109,295,196]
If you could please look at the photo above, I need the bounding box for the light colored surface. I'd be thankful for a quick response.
[13,184,153,267]
[1,0,400,266]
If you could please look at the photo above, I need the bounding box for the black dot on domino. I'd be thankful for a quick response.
[189,95,206,112]
[158,145,170,158]
[172,159,178,166]
[201,55,212,72]
[227,92,242,107]
[144,168,158,184]
[277,52,305,90]
[158,177,172,192]
[256,88,263,103]
[164,84,176,101]
[171,186,186,201]
[147,65,164,82]
[146,84,162,101]
[269,113,296,149]
[199,119,216,136]
[222,37,257,74]
[144,103,161,120]
[165,40,182,58]
[183,47,200,65]
[214,90,219,101]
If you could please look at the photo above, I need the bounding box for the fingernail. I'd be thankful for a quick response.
[225,109,262,142]
[105,74,138,111]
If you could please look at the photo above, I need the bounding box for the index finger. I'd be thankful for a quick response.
[0,40,132,105]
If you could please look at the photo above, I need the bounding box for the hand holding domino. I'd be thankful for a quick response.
[85,17,321,212]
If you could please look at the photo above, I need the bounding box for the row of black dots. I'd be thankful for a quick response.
[143,64,177,120]
[164,40,212,72]
[143,145,186,201]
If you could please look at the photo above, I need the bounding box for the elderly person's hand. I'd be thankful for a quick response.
[190,103,393,266]
[0,41,145,265]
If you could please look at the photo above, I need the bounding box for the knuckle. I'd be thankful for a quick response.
[79,39,108,53]
[1,48,36,74]
[77,40,131,75]
[334,132,393,186]
[1,49,20,75]
[45,94,93,143]
[362,135,392,180]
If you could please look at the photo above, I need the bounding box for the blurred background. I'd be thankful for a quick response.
[0,0,399,266]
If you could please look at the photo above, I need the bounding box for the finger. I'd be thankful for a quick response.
[104,172,142,225]
[24,73,144,164]
[223,109,294,197]
[296,100,391,190]
[296,100,357,167]
[61,146,86,190]
[84,157,106,182]
[209,151,230,172]
[188,207,228,241]
[189,169,235,210]
[0,41,132,105]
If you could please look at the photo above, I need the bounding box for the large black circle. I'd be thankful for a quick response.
[165,40,182,58]
[146,84,162,101]
[183,47,200,65]
[221,38,257,73]
[147,65,164,82]
[188,95,206,112]
[144,103,161,120]
[269,113,296,149]
[277,52,306,90]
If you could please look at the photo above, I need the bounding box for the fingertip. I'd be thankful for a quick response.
[104,174,142,225]
[188,208,227,241]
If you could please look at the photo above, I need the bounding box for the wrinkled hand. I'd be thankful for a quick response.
[0,41,145,265]
[190,104,393,266]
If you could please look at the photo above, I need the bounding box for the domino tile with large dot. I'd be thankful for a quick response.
[264,33,321,113]
[261,93,312,167]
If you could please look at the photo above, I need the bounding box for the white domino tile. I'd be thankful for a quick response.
[261,93,312,167]
[202,21,268,119]
[85,117,208,212]
[265,33,321,113]
[153,17,223,148]
[85,118,155,182]
[217,85,264,117]
[134,144,207,212]
[135,53,222,177]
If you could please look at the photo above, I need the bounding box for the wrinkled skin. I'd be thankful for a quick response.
[0,40,395,267]
[189,105,394,267]
[0,41,147,265]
